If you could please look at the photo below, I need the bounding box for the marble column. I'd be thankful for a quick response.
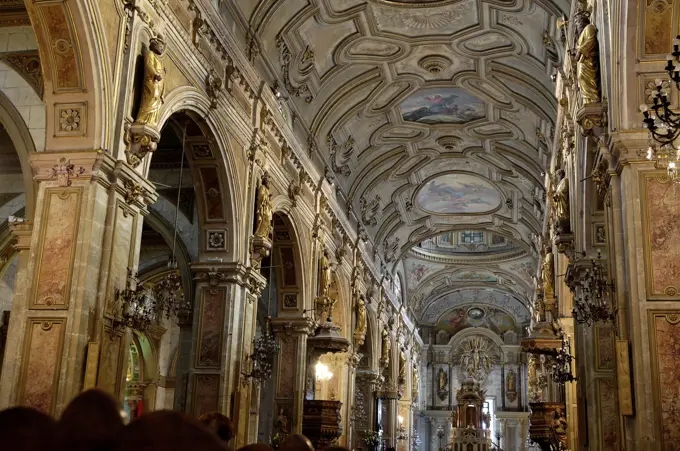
[0,151,156,413]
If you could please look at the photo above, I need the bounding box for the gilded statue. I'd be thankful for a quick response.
[542,248,555,298]
[136,37,166,127]
[460,337,494,381]
[574,12,600,105]
[355,295,367,337]
[398,350,407,383]
[552,169,570,229]
[381,329,391,363]
[318,249,332,300]
[254,173,273,240]
[506,370,516,393]
[438,368,448,392]
[412,366,419,392]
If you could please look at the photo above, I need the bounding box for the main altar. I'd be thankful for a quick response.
[449,380,492,451]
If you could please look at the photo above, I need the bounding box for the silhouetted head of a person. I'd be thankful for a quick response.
[279,434,314,451]
[58,389,124,451]
[116,410,225,451]
[199,411,234,442]
[237,445,274,451]
[0,406,57,451]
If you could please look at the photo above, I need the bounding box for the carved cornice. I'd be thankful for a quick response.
[270,316,317,337]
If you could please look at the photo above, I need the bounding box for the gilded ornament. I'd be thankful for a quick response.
[253,172,273,240]
[574,13,600,105]
[318,249,333,301]
[135,36,166,127]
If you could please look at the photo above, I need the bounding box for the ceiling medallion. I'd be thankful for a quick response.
[467,306,485,320]
[370,0,462,7]
[418,55,452,74]
[415,173,503,215]
[436,136,462,151]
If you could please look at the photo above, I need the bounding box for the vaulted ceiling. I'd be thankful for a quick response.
[228,0,566,326]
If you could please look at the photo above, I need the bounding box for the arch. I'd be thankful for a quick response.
[0,91,37,217]
[447,327,505,350]
[151,107,240,261]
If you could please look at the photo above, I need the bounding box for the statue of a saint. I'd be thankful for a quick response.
[450,409,458,428]
[136,37,166,127]
[542,248,555,298]
[412,366,419,392]
[254,173,273,240]
[276,408,290,435]
[398,351,407,382]
[355,296,367,337]
[381,329,391,363]
[318,250,332,300]
[438,368,448,392]
[506,370,516,393]
[552,169,570,226]
[574,13,600,105]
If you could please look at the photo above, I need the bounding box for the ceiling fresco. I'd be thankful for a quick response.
[419,288,531,325]
[399,88,486,125]
[231,0,564,336]
[435,306,517,336]
[415,173,502,214]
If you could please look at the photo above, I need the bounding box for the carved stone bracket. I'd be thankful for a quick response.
[552,232,575,261]
[575,102,606,137]
[124,122,160,167]
[249,235,272,270]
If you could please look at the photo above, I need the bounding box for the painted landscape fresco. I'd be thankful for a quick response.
[416,173,501,214]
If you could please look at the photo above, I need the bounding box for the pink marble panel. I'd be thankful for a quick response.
[646,178,680,296]
[196,288,225,367]
[653,314,680,449]
[19,319,64,414]
[597,378,619,451]
[277,336,296,398]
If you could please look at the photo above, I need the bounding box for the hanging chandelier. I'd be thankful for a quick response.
[151,268,187,320]
[243,319,280,385]
[551,336,576,385]
[571,254,616,325]
[396,416,408,441]
[114,269,156,332]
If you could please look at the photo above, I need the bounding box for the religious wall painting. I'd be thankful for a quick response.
[405,260,438,287]
[436,306,516,337]
[649,312,680,448]
[400,88,485,125]
[642,174,680,298]
[415,173,502,215]
[597,378,620,451]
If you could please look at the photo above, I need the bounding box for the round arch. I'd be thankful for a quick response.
[0,91,36,218]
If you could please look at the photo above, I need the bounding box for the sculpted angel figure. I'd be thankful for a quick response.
[254,173,273,240]
[136,37,166,127]
[574,12,601,105]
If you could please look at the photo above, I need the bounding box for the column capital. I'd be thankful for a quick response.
[270,316,316,336]
[191,261,249,287]
[8,219,32,252]
[29,150,158,208]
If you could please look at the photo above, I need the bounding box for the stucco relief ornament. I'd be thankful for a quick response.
[125,35,166,167]
[457,336,497,383]
[205,69,223,109]
[48,157,85,187]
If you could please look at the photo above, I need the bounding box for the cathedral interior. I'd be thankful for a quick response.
[0,0,676,450]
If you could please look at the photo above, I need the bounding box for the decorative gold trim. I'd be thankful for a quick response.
[31,187,82,309]
[18,317,66,415]
[616,340,633,416]
[83,341,100,390]
[640,172,680,300]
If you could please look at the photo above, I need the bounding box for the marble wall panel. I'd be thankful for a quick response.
[192,373,219,417]
[650,312,680,448]
[32,188,81,308]
[597,378,619,451]
[276,336,296,398]
[196,288,225,368]
[642,175,680,298]
[19,318,65,413]
[642,0,675,57]
[596,324,615,370]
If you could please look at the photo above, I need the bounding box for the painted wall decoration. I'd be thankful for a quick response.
[405,260,440,287]
[650,312,680,448]
[597,378,620,451]
[642,0,674,56]
[449,270,497,283]
[643,175,680,297]
[196,288,225,367]
[400,88,485,124]
[421,289,530,324]
[435,306,516,336]
[416,173,502,214]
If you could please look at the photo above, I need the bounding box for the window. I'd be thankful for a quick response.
[461,231,484,244]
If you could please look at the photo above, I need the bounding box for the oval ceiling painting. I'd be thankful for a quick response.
[416,173,502,214]
[371,0,460,6]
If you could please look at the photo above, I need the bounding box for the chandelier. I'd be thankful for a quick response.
[551,336,576,385]
[151,267,188,320]
[411,429,422,448]
[571,254,616,325]
[243,319,280,385]
[114,269,156,332]
[396,415,408,441]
